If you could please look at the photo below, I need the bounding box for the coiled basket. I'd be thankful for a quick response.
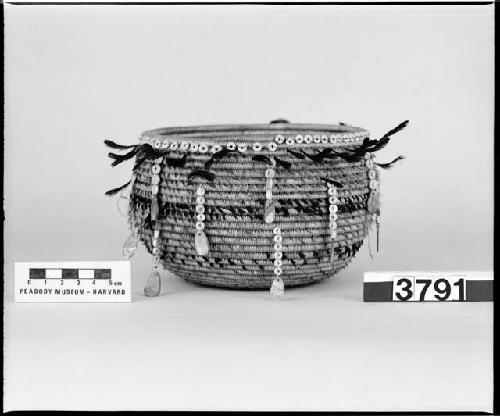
[107,119,407,292]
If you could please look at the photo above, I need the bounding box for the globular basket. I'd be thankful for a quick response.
[106,119,407,290]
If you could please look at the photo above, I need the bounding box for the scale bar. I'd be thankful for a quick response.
[28,268,112,280]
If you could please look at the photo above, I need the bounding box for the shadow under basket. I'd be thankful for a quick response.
[107,119,408,294]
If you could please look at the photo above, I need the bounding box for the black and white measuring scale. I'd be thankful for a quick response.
[15,262,131,302]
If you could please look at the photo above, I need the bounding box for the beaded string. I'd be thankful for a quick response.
[264,158,277,224]
[327,183,339,265]
[144,156,164,297]
[150,157,163,221]
[121,175,140,259]
[270,226,285,298]
[365,152,381,252]
[194,184,210,256]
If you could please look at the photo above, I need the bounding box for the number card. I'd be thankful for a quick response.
[15,261,131,303]
[364,271,492,302]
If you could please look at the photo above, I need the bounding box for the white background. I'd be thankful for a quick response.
[4,4,493,412]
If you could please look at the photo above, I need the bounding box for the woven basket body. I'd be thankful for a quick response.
[128,121,377,289]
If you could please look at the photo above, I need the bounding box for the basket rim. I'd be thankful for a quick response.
[142,122,367,138]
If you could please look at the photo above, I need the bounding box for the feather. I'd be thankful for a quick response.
[204,148,233,170]
[165,153,188,168]
[375,155,405,169]
[273,156,291,170]
[329,150,362,162]
[105,180,131,196]
[108,148,139,166]
[301,148,332,162]
[287,149,305,159]
[367,120,409,153]
[104,140,137,150]
[320,177,344,188]
[252,154,272,165]
[187,169,216,183]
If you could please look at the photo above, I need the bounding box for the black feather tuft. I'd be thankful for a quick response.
[105,180,131,196]
[320,177,344,188]
[109,148,139,166]
[204,148,233,170]
[273,156,291,170]
[165,153,188,168]
[287,149,305,159]
[187,169,216,183]
[252,154,272,165]
[375,155,405,169]
[104,140,137,150]
[367,120,409,153]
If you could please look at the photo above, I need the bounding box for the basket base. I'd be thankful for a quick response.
[161,257,353,290]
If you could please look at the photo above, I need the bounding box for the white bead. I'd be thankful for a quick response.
[321,135,328,143]
[211,144,222,153]
[197,213,205,222]
[196,205,205,214]
[268,142,278,152]
[368,170,376,179]
[195,221,205,231]
[286,137,294,145]
[274,259,282,267]
[274,243,283,251]
[227,142,236,150]
[273,226,281,235]
[189,143,199,152]
[237,144,247,153]
[196,196,205,205]
[199,144,209,153]
[151,175,160,185]
[154,140,162,148]
[169,142,179,150]
[328,186,337,196]
[304,135,313,144]
[161,141,169,149]
[275,135,285,144]
[152,165,161,174]
[253,142,263,151]
[265,168,275,178]
[329,205,338,213]
[313,135,321,143]
[273,267,282,275]
[295,135,304,143]
[196,186,205,196]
